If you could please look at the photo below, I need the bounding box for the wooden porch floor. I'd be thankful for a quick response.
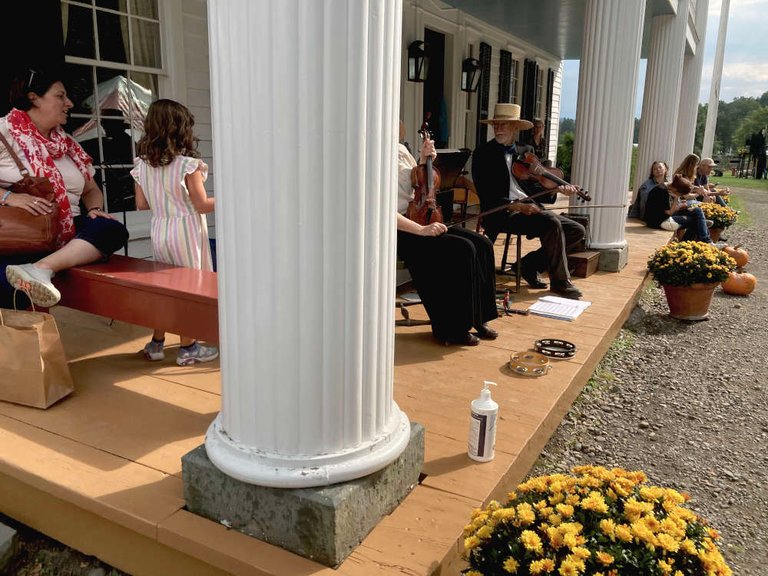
[0,219,670,576]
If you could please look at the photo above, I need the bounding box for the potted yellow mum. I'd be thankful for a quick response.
[646,241,736,320]
[462,465,732,576]
[698,203,737,242]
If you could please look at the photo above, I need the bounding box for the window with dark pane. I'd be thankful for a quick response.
[62,0,162,215]
[62,3,96,59]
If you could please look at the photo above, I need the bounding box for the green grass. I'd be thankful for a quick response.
[711,173,768,192]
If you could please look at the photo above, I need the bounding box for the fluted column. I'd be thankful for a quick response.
[634,0,688,193]
[674,0,710,166]
[571,0,646,250]
[206,0,410,488]
[702,0,731,158]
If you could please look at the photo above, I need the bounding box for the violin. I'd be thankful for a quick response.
[406,123,443,225]
[512,152,591,202]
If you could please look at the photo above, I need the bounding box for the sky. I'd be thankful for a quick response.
[559,0,768,120]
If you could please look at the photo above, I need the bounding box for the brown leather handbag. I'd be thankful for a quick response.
[0,132,59,255]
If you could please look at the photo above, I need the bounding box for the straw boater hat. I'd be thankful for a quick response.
[480,103,533,130]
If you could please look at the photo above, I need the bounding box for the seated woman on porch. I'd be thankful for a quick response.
[628,160,668,219]
[642,174,712,243]
[674,153,724,205]
[0,69,128,308]
[396,123,498,346]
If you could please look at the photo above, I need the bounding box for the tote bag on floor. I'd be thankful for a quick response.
[0,307,74,408]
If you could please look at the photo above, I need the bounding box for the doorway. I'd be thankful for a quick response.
[423,28,448,148]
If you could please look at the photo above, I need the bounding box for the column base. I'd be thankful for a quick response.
[597,245,629,272]
[181,422,425,567]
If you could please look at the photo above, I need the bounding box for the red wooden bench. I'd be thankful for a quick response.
[53,255,218,343]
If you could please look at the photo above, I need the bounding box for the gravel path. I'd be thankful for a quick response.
[529,186,768,575]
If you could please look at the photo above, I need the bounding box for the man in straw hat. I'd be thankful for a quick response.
[472,103,585,299]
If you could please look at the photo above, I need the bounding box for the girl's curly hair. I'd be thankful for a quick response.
[137,99,200,167]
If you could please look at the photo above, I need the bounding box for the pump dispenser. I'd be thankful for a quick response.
[468,381,498,462]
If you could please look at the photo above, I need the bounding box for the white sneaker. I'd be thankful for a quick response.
[176,342,219,366]
[142,339,166,361]
[5,264,60,307]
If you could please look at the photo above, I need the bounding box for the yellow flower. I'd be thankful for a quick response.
[503,556,520,573]
[570,546,591,560]
[465,571,483,576]
[599,518,616,539]
[596,551,614,565]
[579,491,608,514]
[464,535,481,552]
[557,559,580,576]
[556,503,574,518]
[516,502,537,526]
[615,524,633,542]
[477,525,493,540]
[658,559,674,575]
[529,558,556,574]
[657,532,680,553]
[520,530,544,554]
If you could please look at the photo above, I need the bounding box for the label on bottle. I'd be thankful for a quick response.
[469,410,496,458]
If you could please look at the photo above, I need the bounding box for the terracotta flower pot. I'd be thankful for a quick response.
[662,282,719,321]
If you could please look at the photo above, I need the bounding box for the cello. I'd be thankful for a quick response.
[406,123,443,225]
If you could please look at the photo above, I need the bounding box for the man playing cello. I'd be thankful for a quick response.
[472,103,585,299]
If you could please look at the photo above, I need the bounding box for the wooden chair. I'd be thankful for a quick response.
[475,215,522,293]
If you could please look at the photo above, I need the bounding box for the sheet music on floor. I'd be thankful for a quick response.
[528,295,592,321]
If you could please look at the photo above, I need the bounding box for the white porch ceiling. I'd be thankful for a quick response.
[440,0,677,59]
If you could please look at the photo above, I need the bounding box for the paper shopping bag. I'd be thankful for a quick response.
[0,308,74,408]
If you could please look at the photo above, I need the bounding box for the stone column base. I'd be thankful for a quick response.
[182,423,425,567]
[598,245,629,272]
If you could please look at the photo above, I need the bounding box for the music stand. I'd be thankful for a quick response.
[433,149,472,222]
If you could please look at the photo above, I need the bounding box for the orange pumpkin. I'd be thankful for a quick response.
[722,271,757,296]
[722,245,749,268]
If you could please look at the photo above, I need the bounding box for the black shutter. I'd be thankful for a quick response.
[544,68,555,156]
[499,50,512,103]
[476,42,492,144]
[521,58,538,123]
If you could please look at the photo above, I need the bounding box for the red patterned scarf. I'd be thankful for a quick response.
[6,108,93,247]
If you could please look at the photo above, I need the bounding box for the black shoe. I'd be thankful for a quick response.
[520,264,547,289]
[435,332,480,346]
[550,282,583,299]
[474,323,498,340]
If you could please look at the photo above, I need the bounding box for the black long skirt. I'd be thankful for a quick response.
[397,226,497,340]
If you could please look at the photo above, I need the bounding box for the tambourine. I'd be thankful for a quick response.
[509,351,551,377]
[534,339,577,359]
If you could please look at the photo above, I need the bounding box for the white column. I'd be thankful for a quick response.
[702,0,731,158]
[205,0,411,488]
[571,0,646,249]
[674,0,710,166]
[634,0,688,193]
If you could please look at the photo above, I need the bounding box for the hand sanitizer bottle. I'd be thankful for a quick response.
[468,381,498,462]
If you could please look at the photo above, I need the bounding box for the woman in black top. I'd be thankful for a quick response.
[643,174,712,242]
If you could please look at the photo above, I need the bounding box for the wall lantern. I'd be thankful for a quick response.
[461,57,482,92]
[407,41,429,82]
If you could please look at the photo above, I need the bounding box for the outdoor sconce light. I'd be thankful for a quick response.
[461,57,482,92]
[407,41,429,82]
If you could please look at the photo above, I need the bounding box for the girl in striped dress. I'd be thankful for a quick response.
[131,99,218,366]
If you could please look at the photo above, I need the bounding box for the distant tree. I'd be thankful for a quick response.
[559,117,575,139]
[556,131,574,181]
[714,96,761,152]
[759,91,768,108]
[734,108,768,155]
[633,117,640,144]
